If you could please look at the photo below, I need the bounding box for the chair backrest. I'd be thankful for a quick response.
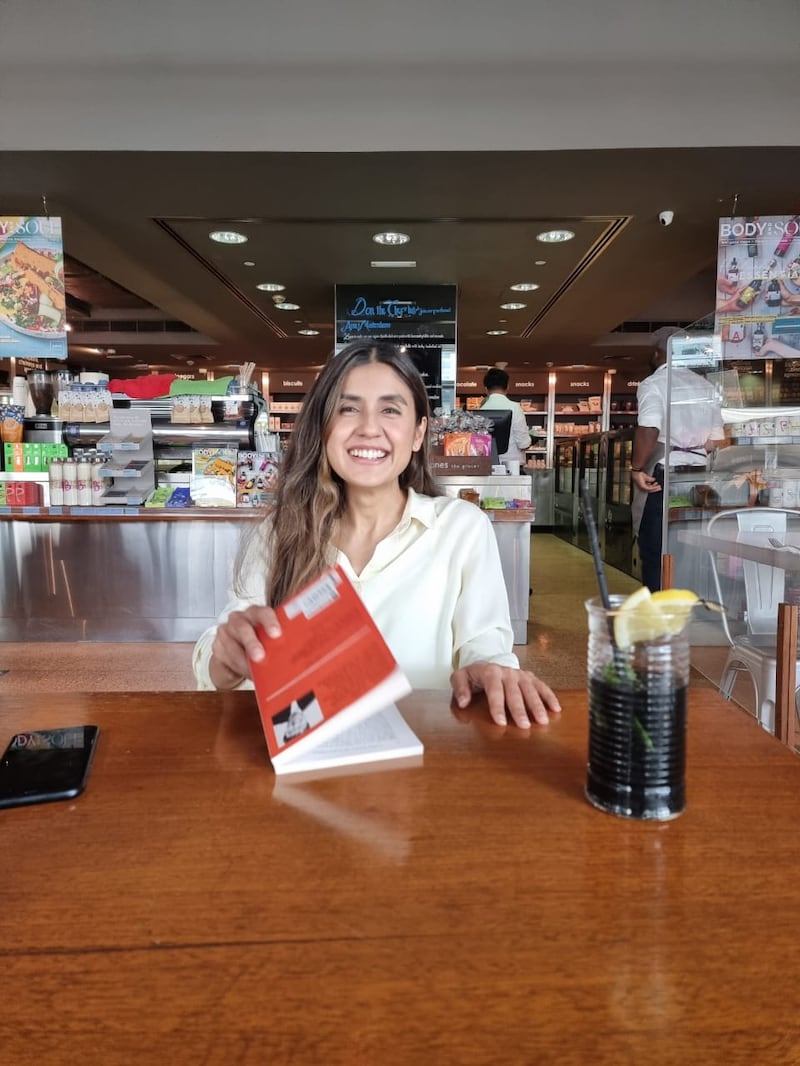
[735,510,787,634]
[706,508,791,640]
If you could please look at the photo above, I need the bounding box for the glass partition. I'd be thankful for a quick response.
[664,216,800,717]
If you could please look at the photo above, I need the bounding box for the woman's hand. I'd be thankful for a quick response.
[450,662,562,728]
[209,605,282,690]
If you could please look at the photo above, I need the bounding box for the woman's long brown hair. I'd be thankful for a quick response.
[236,341,441,607]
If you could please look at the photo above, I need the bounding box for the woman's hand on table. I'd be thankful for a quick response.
[209,605,282,690]
[450,663,562,728]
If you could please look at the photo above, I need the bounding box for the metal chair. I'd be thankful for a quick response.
[706,507,800,734]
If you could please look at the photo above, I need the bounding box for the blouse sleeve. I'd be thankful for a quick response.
[192,522,270,690]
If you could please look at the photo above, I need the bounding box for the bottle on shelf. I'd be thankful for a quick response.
[91,459,106,506]
[76,456,92,506]
[48,459,64,507]
[62,457,77,506]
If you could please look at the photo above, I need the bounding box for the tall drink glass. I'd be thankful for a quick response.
[585,595,690,821]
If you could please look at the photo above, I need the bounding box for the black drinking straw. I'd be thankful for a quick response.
[580,478,627,675]
[580,479,612,612]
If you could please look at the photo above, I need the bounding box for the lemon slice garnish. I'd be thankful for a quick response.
[651,588,699,635]
[613,587,668,648]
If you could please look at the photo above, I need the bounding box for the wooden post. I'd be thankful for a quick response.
[775,602,798,750]
[660,553,674,591]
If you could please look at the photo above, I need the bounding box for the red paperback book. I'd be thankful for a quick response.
[248,566,420,775]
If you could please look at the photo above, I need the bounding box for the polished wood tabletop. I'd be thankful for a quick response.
[1,687,799,1065]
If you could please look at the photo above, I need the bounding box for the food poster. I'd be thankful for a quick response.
[0,216,67,360]
[715,215,800,363]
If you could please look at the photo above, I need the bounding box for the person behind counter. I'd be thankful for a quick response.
[631,326,725,593]
[193,341,560,729]
[480,367,531,469]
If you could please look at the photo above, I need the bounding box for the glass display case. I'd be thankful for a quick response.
[575,434,602,554]
[553,439,578,543]
[601,429,634,575]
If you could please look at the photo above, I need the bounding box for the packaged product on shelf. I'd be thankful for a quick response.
[144,485,172,508]
[0,401,25,444]
[166,487,193,508]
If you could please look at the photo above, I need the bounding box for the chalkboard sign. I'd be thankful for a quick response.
[335,285,456,347]
[773,359,800,405]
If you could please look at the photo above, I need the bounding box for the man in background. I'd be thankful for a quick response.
[631,327,725,592]
[481,368,531,468]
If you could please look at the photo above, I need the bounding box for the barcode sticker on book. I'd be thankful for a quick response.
[285,570,342,621]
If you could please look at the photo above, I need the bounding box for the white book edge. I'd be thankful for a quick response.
[271,682,418,776]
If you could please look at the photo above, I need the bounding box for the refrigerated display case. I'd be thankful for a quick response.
[600,429,634,575]
[554,438,578,543]
[575,434,602,554]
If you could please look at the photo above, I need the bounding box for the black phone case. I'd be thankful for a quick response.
[0,725,100,810]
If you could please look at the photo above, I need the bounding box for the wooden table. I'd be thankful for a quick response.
[1,689,799,1065]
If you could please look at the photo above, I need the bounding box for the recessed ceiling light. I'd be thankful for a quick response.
[370,260,417,268]
[510,282,540,292]
[275,302,301,311]
[535,260,547,266]
[298,329,320,336]
[257,282,285,292]
[372,231,411,246]
[500,302,526,310]
[537,229,575,243]
[486,329,508,336]
[243,261,256,267]
[209,230,247,244]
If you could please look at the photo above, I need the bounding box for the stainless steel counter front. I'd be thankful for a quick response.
[1,477,532,644]
[0,512,256,642]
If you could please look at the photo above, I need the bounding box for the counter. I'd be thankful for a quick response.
[0,509,259,642]
[1,475,533,644]
[437,474,533,643]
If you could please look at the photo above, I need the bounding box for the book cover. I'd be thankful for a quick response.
[249,566,418,775]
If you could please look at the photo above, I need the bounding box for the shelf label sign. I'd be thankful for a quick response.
[716,214,800,362]
[0,216,67,362]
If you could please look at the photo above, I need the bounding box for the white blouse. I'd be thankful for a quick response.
[193,488,519,691]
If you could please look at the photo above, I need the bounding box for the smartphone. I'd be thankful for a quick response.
[0,726,100,810]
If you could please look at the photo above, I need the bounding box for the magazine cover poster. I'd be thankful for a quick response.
[0,216,68,361]
[715,215,800,362]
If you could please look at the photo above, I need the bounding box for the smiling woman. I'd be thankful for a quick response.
[192,340,562,728]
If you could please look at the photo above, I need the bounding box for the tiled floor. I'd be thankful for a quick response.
[0,534,737,702]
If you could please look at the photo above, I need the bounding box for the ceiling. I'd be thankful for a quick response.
[0,1,798,383]
[2,146,799,381]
